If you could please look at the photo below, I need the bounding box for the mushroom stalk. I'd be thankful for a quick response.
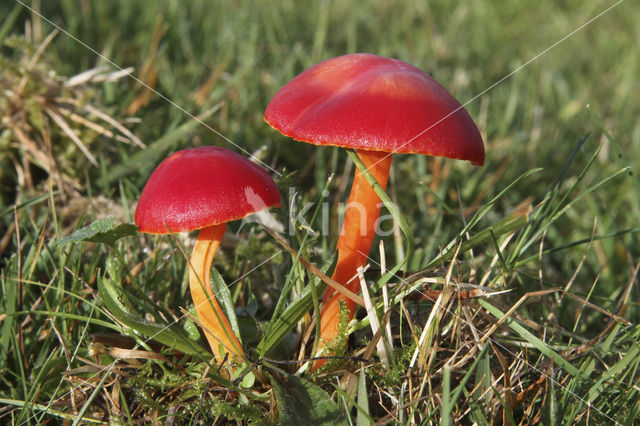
[189,223,245,365]
[314,149,391,369]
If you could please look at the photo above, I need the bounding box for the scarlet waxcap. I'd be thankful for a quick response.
[264,53,484,165]
[135,146,281,234]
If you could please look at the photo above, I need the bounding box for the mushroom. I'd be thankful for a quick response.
[264,53,484,369]
[135,146,281,366]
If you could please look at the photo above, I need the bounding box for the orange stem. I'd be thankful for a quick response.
[313,149,392,370]
[189,223,245,365]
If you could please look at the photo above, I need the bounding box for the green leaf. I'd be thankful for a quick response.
[0,259,18,369]
[270,371,348,426]
[55,218,138,247]
[0,193,51,217]
[97,263,210,357]
[210,266,241,343]
[472,349,491,406]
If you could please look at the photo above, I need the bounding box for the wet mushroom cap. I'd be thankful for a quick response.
[135,146,281,234]
[264,53,484,165]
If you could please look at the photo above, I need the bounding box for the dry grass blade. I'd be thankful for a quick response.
[64,66,135,87]
[45,108,99,166]
[82,102,145,148]
[358,265,391,366]
[61,106,142,147]
[64,66,111,87]
[409,243,461,370]
[379,241,394,353]
[106,347,176,366]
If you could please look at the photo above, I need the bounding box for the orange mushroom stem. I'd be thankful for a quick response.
[313,149,391,370]
[189,223,245,365]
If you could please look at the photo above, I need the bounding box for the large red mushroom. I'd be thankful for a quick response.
[135,146,281,366]
[264,53,484,369]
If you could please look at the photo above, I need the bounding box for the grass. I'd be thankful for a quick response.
[1,0,639,423]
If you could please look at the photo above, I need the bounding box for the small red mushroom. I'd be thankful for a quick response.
[264,53,484,369]
[135,146,281,366]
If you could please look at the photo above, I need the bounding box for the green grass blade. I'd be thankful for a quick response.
[356,366,370,426]
[0,4,23,46]
[587,343,640,403]
[0,398,104,424]
[448,344,490,414]
[440,365,452,426]
[256,277,326,357]
[425,209,529,269]
[71,363,114,426]
[542,373,557,425]
[479,299,583,378]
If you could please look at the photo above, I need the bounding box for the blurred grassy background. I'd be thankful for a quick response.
[1,0,639,423]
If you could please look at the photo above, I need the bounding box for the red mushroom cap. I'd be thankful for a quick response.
[135,146,281,234]
[264,53,484,165]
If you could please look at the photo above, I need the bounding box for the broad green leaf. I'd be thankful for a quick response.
[270,371,347,426]
[210,266,242,343]
[55,218,137,247]
[98,266,210,357]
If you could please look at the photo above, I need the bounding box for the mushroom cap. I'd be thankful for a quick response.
[135,146,281,234]
[264,53,484,165]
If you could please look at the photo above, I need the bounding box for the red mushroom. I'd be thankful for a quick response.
[264,53,484,369]
[135,146,281,366]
